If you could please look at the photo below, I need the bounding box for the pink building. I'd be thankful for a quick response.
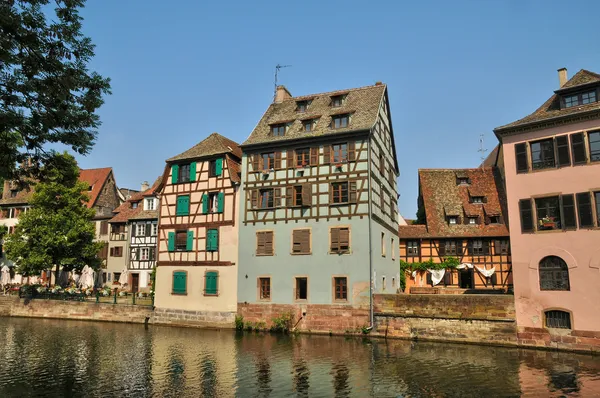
[494,68,600,351]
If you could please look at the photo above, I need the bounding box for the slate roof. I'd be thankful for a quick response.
[167,132,242,162]
[242,84,387,147]
[109,177,161,223]
[398,168,509,239]
[78,168,113,209]
[494,69,600,134]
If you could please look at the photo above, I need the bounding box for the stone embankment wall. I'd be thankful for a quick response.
[152,307,235,329]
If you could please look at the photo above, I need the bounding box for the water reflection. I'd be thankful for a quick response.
[0,318,598,397]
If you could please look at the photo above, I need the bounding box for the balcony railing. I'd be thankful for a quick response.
[110,233,127,241]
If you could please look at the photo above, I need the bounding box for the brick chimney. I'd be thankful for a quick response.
[141,181,149,191]
[274,85,292,103]
[375,81,383,86]
[558,68,568,88]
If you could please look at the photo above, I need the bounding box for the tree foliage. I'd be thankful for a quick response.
[3,153,102,278]
[400,256,460,273]
[0,0,111,182]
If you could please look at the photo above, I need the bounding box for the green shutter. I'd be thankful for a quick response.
[205,271,218,295]
[215,158,223,176]
[202,194,209,214]
[172,271,186,294]
[217,192,224,213]
[168,232,175,252]
[171,164,179,184]
[206,229,218,251]
[186,230,194,251]
[189,162,197,182]
[176,195,189,215]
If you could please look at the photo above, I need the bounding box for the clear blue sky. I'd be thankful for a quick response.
[74,0,600,217]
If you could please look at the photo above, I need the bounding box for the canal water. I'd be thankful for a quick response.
[0,318,599,397]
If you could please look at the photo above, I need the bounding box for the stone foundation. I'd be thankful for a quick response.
[517,326,600,354]
[152,307,236,329]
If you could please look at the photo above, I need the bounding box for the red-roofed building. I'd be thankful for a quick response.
[399,167,512,293]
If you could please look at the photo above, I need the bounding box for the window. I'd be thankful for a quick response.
[292,229,311,254]
[206,229,219,252]
[564,94,578,108]
[442,240,460,256]
[545,310,571,329]
[209,158,223,177]
[109,246,123,257]
[391,238,395,260]
[564,91,597,108]
[296,148,310,167]
[331,95,345,107]
[539,256,570,291]
[471,196,484,204]
[588,130,600,162]
[144,198,156,211]
[208,192,218,213]
[9,190,18,198]
[204,271,218,295]
[469,240,489,255]
[303,120,315,132]
[151,223,158,236]
[489,216,500,224]
[295,277,308,300]
[407,240,419,256]
[571,132,587,164]
[448,216,457,225]
[262,152,275,170]
[332,143,348,163]
[530,139,555,170]
[495,240,510,255]
[332,114,349,129]
[468,217,477,225]
[136,224,146,236]
[576,192,594,228]
[259,277,271,300]
[293,185,303,206]
[330,227,350,253]
[535,196,561,230]
[140,248,150,261]
[595,192,600,225]
[256,231,274,256]
[100,221,109,235]
[381,232,386,257]
[260,189,274,208]
[114,272,121,283]
[202,192,224,214]
[175,230,188,251]
[458,177,470,185]
[132,202,138,209]
[176,195,190,216]
[178,164,191,183]
[296,100,309,113]
[271,124,286,137]
[555,135,571,167]
[172,271,187,295]
[331,182,348,203]
[334,277,347,301]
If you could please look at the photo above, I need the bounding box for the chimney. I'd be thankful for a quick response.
[274,85,292,103]
[558,68,568,88]
[141,181,149,191]
[375,81,383,86]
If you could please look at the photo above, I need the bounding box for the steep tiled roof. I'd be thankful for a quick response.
[495,69,600,134]
[79,168,113,208]
[109,177,160,223]
[481,144,500,168]
[242,84,386,146]
[226,156,241,184]
[167,133,242,162]
[0,186,33,205]
[398,168,509,239]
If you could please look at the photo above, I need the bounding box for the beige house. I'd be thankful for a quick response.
[154,133,242,327]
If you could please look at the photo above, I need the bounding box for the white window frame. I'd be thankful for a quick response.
[151,223,158,236]
[136,224,145,236]
[140,247,150,261]
[144,198,156,211]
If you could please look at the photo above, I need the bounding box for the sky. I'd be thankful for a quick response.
[71,0,600,217]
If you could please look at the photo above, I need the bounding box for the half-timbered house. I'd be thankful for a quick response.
[237,84,400,331]
[399,168,513,293]
[154,133,241,326]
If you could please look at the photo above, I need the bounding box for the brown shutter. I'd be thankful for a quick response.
[302,183,312,206]
[265,231,273,255]
[293,229,310,254]
[286,186,293,207]
[438,241,446,257]
[349,181,357,203]
[251,189,258,209]
[570,132,587,164]
[339,228,350,251]
[274,188,282,207]
[330,228,340,252]
[286,149,294,169]
[109,247,114,256]
[252,155,259,171]
[256,232,265,255]
[310,147,318,166]
[274,152,282,169]
[348,141,356,161]
[519,199,534,233]
[515,143,529,174]
[323,145,331,164]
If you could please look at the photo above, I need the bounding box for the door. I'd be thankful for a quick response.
[131,273,139,293]
[458,269,474,289]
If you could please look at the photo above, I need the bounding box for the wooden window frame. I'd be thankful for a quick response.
[331,143,348,163]
[257,276,271,301]
[332,114,349,130]
[588,130,600,163]
[330,181,349,204]
[261,152,275,170]
[329,226,351,254]
[296,100,309,113]
[175,230,188,252]
[295,148,310,167]
[576,191,594,228]
[539,256,570,291]
[259,188,274,209]
[563,90,597,108]
[529,138,556,170]
[331,95,345,107]
[534,195,562,231]
[293,276,309,302]
[332,275,349,303]
[256,230,274,256]
[291,228,311,255]
[271,124,286,137]
[203,270,219,297]
[303,119,315,132]
[571,132,588,165]
[406,240,420,256]
[178,163,191,183]
[171,270,187,295]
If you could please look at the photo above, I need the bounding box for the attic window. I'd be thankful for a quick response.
[472,196,484,204]
[10,190,18,198]
[489,216,500,224]
[332,114,349,129]
[448,216,458,225]
[468,217,477,225]
[303,119,316,132]
[457,177,469,185]
[132,202,138,209]
[331,95,346,108]
[88,185,93,191]
[563,91,597,108]
[296,100,310,113]
[271,124,286,137]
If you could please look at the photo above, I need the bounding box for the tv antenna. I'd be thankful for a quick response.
[478,134,488,166]
[274,64,292,100]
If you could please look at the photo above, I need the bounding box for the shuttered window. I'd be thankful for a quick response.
[332,143,347,163]
[555,135,571,167]
[256,231,274,256]
[331,182,356,204]
[204,271,218,295]
[173,230,188,251]
[209,158,223,177]
[172,271,187,295]
[560,194,577,230]
[100,221,109,235]
[330,227,350,253]
[295,148,310,167]
[515,143,529,173]
[519,199,534,233]
[292,229,311,254]
[576,192,594,228]
[206,229,219,252]
[595,192,600,225]
[176,195,190,216]
[570,132,587,164]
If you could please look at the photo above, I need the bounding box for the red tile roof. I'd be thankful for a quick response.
[398,167,509,239]
[109,177,161,223]
[78,168,113,208]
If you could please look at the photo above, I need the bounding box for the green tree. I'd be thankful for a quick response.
[0,0,111,182]
[3,153,102,283]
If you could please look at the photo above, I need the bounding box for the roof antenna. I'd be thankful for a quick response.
[274,64,292,100]
[478,134,488,167]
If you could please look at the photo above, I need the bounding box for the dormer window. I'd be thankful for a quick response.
[332,114,349,129]
[132,202,139,209]
[448,216,457,225]
[563,90,597,108]
[472,196,484,204]
[468,217,477,225]
[331,95,345,107]
[489,216,500,224]
[88,185,93,191]
[271,124,286,137]
[303,119,316,132]
[457,177,469,185]
[296,100,310,113]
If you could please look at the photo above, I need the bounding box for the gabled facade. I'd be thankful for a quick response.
[399,168,512,293]
[237,84,399,331]
[494,68,600,340]
[154,133,241,327]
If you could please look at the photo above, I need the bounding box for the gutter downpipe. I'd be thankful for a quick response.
[367,134,374,330]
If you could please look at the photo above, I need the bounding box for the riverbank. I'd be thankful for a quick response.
[1,294,599,355]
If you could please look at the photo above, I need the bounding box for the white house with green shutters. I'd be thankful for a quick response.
[154,133,243,327]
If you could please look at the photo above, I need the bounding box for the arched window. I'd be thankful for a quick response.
[545,310,572,329]
[539,256,570,291]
